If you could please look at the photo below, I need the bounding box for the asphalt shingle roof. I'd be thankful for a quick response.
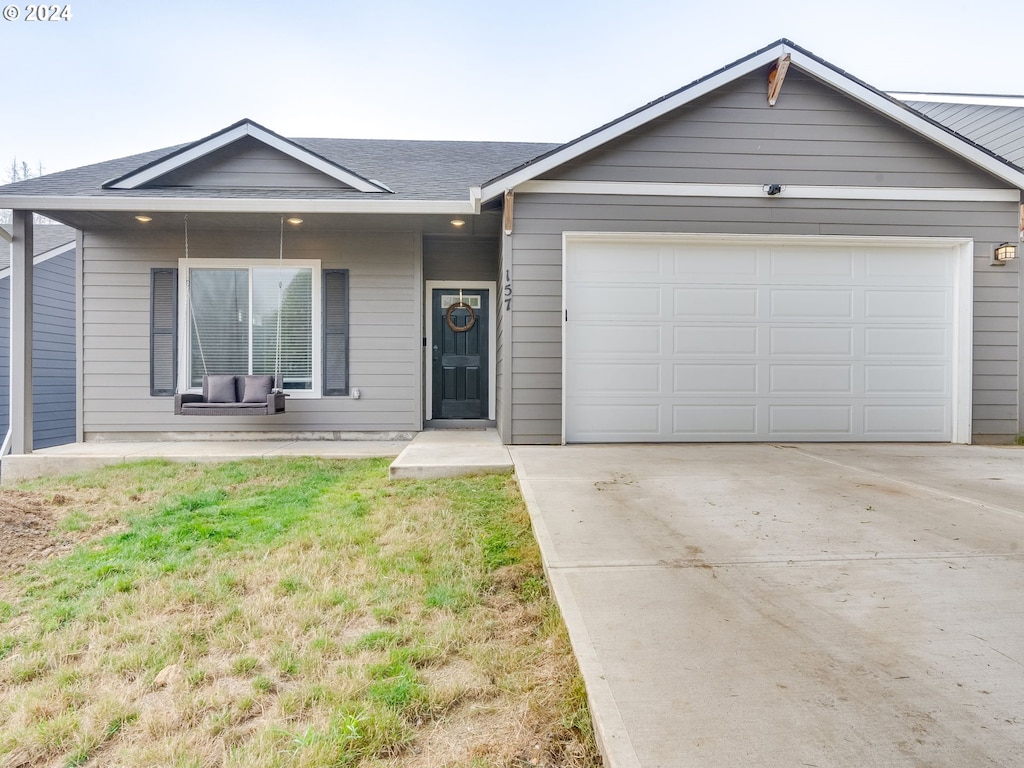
[0,138,558,202]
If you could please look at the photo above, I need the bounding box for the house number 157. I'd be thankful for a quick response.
[504,269,512,310]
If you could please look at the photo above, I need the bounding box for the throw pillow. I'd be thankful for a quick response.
[241,375,274,404]
[206,374,239,403]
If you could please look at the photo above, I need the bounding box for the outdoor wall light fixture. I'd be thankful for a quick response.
[764,184,783,196]
[286,217,303,225]
[134,215,152,223]
[993,242,1018,264]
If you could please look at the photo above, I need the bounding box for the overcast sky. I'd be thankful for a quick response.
[2,0,1023,176]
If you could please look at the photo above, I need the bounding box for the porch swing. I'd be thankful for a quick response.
[174,214,288,416]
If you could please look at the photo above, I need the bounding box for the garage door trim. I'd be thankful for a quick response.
[561,232,974,444]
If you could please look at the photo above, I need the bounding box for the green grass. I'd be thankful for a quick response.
[0,458,600,768]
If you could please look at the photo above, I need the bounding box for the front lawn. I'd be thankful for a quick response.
[0,458,600,767]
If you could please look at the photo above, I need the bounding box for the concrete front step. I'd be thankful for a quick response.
[388,429,512,480]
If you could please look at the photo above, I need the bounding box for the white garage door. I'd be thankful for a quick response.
[564,236,969,443]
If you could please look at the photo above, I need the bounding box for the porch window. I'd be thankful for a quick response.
[180,260,321,396]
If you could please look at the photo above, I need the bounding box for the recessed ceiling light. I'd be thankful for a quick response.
[286,217,303,225]
[450,219,465,228]
[135,215,152,223]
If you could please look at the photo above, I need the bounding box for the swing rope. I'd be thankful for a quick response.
[275,217,284,390]
[182,214,286,391]
[184,214,210,379]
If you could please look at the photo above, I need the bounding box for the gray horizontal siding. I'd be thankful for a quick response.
[0,250,77,450]
[423,237,499,281]
[154,136,350,190]
[542,70,1005,190]
[508,193,1021,444]
[82,229,421,435]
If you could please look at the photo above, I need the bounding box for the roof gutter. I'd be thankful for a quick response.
[0,196,480,215]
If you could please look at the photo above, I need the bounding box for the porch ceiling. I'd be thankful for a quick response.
[35,209,502,236]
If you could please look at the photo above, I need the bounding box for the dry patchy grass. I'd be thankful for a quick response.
[0,458,601,768]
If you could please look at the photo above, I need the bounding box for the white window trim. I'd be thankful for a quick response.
[177,258,322,399]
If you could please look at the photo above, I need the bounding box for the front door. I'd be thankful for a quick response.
[432,289,488,419]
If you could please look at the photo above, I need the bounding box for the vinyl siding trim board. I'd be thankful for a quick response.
[517,180,1020,203]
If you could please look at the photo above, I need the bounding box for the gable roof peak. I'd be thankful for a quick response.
[479,38,1024,198]
[102,118,392,193]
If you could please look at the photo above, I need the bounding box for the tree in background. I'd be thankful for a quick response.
[1,159,49,227]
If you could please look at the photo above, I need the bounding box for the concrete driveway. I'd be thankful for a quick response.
[509,443,1024,768]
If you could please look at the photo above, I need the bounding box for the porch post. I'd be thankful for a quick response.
[10,210,33,455]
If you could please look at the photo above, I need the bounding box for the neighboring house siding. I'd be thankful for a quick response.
[0,250,77,449]
[154,136,350,189]
[82,229,421,436]
[508,67,1021,444]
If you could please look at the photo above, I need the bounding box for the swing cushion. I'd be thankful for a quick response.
[205,374,240,403]
[240,375,275,403]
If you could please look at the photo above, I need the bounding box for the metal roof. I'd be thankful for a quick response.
[897,97,1024,168]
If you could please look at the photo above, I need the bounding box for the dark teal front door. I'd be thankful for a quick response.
[432,289,488,419]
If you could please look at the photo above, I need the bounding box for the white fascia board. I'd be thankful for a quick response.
[517,180,1021,202]
[0,225,11,243]
[107,122,388,193]
[892,92,1024,108]
[479,46,787,201]
[0,196,477,215]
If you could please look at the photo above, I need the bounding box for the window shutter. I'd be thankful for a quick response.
[150,268,178,396]
[323,269,349,396]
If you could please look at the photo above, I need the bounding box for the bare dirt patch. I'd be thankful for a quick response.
[0,488,130,576]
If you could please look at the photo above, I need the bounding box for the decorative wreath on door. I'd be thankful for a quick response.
[445,301,477,333]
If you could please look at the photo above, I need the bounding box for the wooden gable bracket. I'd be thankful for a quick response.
[503,190,515,235]
[767,54,792,107]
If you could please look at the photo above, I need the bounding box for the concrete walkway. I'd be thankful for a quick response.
[511,443,1024,768]
[1,429,512,483]
[389,429,512,479]
[1,439,409,483]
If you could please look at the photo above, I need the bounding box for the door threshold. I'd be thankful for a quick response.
[425,419,496,430]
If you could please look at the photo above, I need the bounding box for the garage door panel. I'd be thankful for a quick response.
[863,404,949,435]
[864,328,947,356]
[573,324,662,355]
[770,289,853,318]
[769,404,853,434]
[770,327,853,355]
[570,285,662,320]
[673,404,757,436]
[769,364,853,394]
[565,238,960,442]
[674,287,758,318]
[865,249,952,284]
[865,290,949,320]
[674,326,759,355]
[674,364,758,394]
[865,365,949,394]
[672,245,759,278]
[572,404,662,438]
[572,363,662,395]
[770,248,854,277]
